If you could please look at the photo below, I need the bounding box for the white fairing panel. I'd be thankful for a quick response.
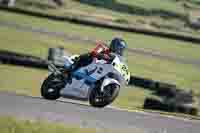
[60,55,129,101]
[101,78,120,92]
[60,78,90,100]
[112,56,130,85]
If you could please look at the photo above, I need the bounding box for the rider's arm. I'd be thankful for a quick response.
[96,52,115,63]
[74,53,93,67]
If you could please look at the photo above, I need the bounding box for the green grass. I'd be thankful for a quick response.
[15,0,196,17]
[0,63,153,109]
[0,26,151,108]
[0,64,47,96]
[14,0,200,36]
[0,115,119,133]
[1,11,200,62]
[0,62,154,110]
[0,115,146,133]
[127,52,200,91]
[118,0,184,13]
[0,25,200,110]
[16,0,181,12]
[1,25,200,90]
[114,86,153,109]
[0,26,92,58]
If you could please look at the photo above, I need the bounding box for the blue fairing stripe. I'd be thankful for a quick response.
[73,71,97,83]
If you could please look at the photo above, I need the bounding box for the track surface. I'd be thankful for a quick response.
[0,92,199,133]
[0,20,200,67]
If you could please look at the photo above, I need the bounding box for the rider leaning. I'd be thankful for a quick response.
[66,37,128,72]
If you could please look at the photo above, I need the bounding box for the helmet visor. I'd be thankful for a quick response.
[118,40,127,56]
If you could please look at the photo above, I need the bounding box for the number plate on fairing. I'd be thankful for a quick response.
[112,56,130,83]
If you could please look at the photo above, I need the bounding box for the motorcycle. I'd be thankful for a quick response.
[41,53,130,108]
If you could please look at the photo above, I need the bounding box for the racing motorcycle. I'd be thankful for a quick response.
[41,50,130,108]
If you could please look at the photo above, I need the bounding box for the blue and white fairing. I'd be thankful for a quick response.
[60,55,130,100]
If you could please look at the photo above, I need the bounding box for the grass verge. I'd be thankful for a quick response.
[0,26,200,112]
[15,0,200,35]
[1,10,200,62]
[0,115,116,133]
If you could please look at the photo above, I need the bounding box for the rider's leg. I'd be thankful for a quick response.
[65,53,93,73]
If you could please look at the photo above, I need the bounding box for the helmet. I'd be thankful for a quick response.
[110,38,127,56]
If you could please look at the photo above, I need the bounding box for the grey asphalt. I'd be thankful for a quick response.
[0,20,200,67]
[0,92,199,133]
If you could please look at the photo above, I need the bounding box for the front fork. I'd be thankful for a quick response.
[48,62,70,84]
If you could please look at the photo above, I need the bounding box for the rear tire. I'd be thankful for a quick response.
[41,74,64,100]
[89,84,120,108]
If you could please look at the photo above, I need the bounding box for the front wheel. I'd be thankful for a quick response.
[41,74,65,100]
[89,84,120,108]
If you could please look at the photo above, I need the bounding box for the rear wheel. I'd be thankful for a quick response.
[89,84,120,108]
[41,74,65,100]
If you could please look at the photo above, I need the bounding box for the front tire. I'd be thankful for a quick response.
[89,84,120,108]
[41,74,65,100]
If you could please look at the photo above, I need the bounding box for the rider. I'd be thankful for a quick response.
[65,37,128,72]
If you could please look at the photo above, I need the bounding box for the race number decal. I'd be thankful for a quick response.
[121,64,129,75]
[112,56,130,83]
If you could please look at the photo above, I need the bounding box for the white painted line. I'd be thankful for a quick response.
[108,106,200,123]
